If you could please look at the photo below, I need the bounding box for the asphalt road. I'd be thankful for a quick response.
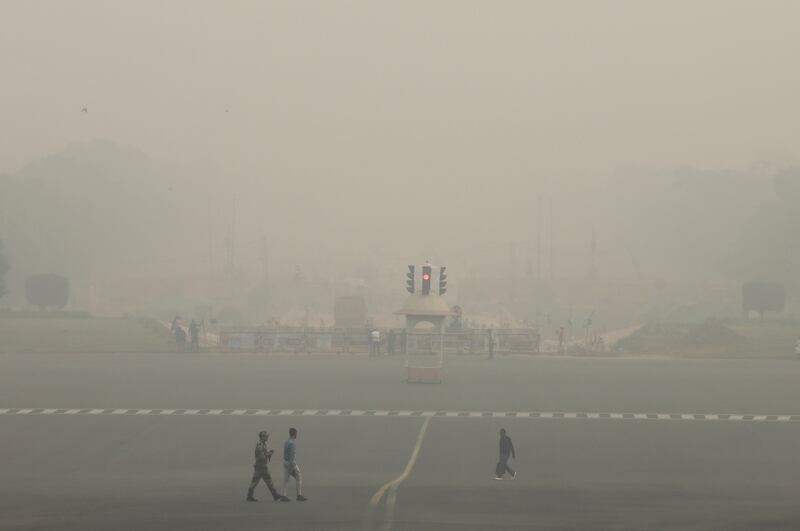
[2,353,800,530]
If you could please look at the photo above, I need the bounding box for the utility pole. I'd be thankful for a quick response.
[232,196,236,286]
[207,199,213,279]
[509,243,517,303]
[261,235,269,284]
[224,196,237,298]
[537,196,542,281]
[589,228,597,281]
[549,197,554,281]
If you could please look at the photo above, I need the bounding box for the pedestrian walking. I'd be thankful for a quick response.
[282,428,307,501]
[494,428,517,480]
[246,431,289,502]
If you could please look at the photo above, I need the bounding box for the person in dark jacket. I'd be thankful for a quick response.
[494,428,516,480]
[247,431,290,502]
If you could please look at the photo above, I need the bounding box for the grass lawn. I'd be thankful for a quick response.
[0,317,174,353]
[727,319,800,358]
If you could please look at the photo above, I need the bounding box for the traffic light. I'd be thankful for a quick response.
[406,265,415,293]
[438,266,447,295]
[421,265,432,295]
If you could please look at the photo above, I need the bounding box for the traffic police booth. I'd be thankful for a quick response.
[395,263,454,383]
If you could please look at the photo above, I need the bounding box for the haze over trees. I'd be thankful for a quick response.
[0,141,215,309]
[0,139,798,320]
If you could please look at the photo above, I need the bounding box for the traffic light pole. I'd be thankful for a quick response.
[439,321,445,367]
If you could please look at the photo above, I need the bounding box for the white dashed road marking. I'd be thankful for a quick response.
[1,408,799,422]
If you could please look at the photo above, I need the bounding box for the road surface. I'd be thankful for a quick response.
[1,353,799,530]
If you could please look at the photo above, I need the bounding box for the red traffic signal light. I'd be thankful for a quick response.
[421,265,432,294]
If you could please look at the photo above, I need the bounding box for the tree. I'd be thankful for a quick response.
[25,274,70,310]
[742,282,785,319]
[0,240,8,299]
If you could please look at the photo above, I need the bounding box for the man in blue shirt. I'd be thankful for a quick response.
[282,428,307,501]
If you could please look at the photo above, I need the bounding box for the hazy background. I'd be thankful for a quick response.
[1,0,799,325]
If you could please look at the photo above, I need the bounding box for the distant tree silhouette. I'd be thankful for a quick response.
[742,282,785,319]
[25,274,70,310]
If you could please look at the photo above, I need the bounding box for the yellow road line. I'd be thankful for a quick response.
[380,485,402,531]
[370,416,431,506]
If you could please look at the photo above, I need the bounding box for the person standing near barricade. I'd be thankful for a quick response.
[283,428,307,501]
[171,316,185,350]
[387,329,395,354]
[369,328,381,357]
[189,319,200,352]
[246,431,289,502]
[488,327,495,360]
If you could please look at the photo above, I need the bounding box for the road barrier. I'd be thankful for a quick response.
[218,327,541,355]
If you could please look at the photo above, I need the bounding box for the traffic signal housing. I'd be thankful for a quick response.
[421,265,432,295]
[406,265,415,293]
[438,266,447,295]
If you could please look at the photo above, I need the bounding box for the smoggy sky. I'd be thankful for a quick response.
[2,1,799,279]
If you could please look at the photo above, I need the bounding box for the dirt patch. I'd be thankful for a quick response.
[616,322,748,355]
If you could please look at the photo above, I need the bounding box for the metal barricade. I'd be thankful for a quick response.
[218,327,541,355]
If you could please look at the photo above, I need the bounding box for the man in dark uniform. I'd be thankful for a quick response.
[494,428,517,480]
[247,431,290,502]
